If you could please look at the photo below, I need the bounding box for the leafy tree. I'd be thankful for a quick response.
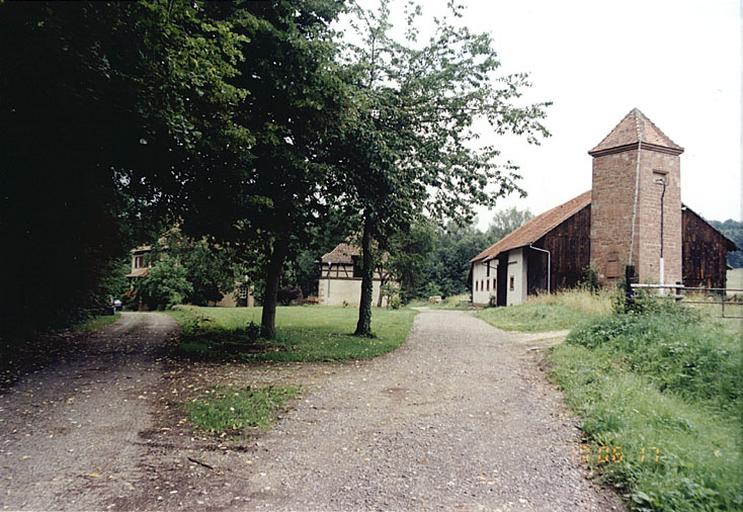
[486,207,533,241]
[159,233,242,306]
[339,1,550,335]
[0,1,250,334]
[710,219,743,268]
[181,1,349,338]
[136,255,193,310]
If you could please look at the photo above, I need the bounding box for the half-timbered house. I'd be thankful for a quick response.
[318,243,394,307]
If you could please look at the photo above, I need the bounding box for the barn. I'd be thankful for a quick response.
[470,109,737,306]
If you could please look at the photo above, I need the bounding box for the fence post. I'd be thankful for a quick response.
[624,265,636,309]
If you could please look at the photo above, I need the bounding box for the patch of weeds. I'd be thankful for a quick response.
[186,385,300,434]
[72,313,120,333]
[551,300,743,511]
[476,289,612,332]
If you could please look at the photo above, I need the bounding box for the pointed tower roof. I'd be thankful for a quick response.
[589,108,683,156]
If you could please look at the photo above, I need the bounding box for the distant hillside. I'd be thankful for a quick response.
[710,219,743,268]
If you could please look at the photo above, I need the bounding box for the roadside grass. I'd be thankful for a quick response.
[72,312,120,333]
[408,294,472,310]
[186,385,300,434]
[476,289,612,332]
[550,300,743,511]
[167,305,417,362]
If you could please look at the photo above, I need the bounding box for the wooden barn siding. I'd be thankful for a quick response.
[533,206,592,293]
[682,209,729,289]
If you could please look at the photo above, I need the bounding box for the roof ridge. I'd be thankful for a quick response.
[471,191,591,263]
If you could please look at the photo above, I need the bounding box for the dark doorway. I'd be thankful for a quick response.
[496,253,508,306]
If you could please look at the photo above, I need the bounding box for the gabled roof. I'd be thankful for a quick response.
[470,191,738,266]
[470,191,592,263]
[682,205,738,251]
[321,243,359,264]
[589,108,684,156]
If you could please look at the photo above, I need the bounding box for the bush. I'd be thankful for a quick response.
[567,300,741,411]
[136,255,193,310]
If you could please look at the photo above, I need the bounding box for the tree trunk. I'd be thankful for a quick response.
[261,235,289,339]
[376,269,386,308]
[355,213,375,336]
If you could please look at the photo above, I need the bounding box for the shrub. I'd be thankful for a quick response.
[567,300,741,411]
[136,255,193,310]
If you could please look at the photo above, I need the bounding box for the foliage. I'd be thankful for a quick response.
[336,0,550,334]
[160,232,242,306]
[579,266,601,293]
[168,305,417,362]
[710,219,742,268]
[71,313,121,333]
[181,1,349,339]
[0,1,250,334]
[476,289,612,332]
[484,207,534,241]
[567,300,741,410]
[186,385,299,434]
[136,255,193,310]
[552,302,743,511]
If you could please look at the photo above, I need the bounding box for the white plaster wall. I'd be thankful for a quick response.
[506,248,528,306]
[471,260,497,305]
[318,279,387,307]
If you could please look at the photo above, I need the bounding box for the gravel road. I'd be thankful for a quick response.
[234,310,624,511]
[0,312,177,511]
[1,310,625,512]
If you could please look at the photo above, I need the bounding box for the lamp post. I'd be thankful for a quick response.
[655,176,667,291]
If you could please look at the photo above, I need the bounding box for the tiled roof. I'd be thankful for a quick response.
[470,191,592,263]
[589,108,683,155]
[321,243,360,264]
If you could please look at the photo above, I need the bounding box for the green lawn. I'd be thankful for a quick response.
[72,312,120,333]
[476,289,612,332]
[550,300,743,511]
[408,294,473,310]
[167,305,417,362]
[186,385,300,433]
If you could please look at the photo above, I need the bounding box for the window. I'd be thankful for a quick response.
[486,279,490,291]
[475,280,479,292]
[509,276,515,291]
[493,278,496,291]
[352,256,363,278]
[134,255,144,269]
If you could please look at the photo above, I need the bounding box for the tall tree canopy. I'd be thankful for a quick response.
[338,0,550,335]
[0,1,249,333]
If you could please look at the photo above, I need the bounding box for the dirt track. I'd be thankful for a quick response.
[1,310,624,511]
[0,312,177,511]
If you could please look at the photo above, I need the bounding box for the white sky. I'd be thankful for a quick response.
[343,0,742,229]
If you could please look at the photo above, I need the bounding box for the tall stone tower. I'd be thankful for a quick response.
[588,109,684,286]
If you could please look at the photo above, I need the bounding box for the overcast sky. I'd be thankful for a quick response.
[345,0,742,229]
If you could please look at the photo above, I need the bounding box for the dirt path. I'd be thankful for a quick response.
[0,312,177,511]
[124,310,625,512]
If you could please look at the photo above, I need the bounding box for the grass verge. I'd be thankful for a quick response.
[186,385,299,433]
[476,289,612,332]
[72,312,120,333]
[167,305,417,362]
[550,299,742,511]
[408,294,472,310]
